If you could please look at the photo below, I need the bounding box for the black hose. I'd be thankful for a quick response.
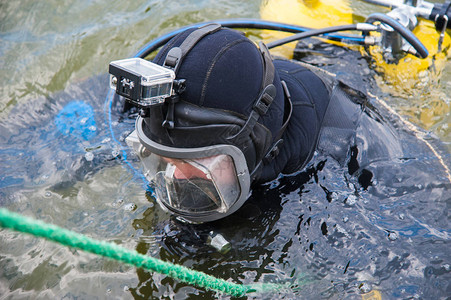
[266,24,358,49]
[365,13,429,59]
[135,20,367,58]
[430,1,451,30]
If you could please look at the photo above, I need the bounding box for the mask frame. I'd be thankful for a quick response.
[129,118,251,223]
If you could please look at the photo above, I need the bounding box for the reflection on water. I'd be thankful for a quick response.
[0,0,450,299]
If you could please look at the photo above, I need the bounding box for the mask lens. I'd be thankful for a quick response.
[152,154,241,215]
[155,174,222,213]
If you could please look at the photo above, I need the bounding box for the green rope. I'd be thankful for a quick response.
[0,208,281,297]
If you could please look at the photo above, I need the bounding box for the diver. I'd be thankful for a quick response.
[111,24,403,223]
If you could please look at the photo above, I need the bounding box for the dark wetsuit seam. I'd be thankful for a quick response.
[299,105,330,170]
[292,102,315,107]
[286,69,331,171]
[291,72,316,107]
[200,39,255,106]
[299,81,336,170]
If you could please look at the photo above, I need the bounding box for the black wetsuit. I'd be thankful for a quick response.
[260,58,402,184]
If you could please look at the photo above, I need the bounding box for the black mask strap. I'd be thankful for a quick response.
[251,80,293,181]
[228,41,276,145]
[259,42,275,88]
[162,23,222,128]
[164,23,222,74]
[262,80,292,164]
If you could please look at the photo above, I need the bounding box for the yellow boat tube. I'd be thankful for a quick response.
[260,0,450,90]
[260,0,450,135]
[260,0,354,58]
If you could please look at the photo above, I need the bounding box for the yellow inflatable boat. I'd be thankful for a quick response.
[260,0,450,136]
[260,0,450,90]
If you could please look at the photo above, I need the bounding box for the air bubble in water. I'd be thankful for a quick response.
[112,149,120,157]
[388,231,398,241]
[124,203,137,211]
[85,152,94,161]
[345,194,357,206]
[329,191,339,202]
[112,198,124,208]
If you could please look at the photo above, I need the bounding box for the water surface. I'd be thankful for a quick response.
[0,0,450,299]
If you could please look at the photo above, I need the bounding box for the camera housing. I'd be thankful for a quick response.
[109,58,175,107]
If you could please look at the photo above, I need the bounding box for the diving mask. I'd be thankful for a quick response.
[126,125,251,223]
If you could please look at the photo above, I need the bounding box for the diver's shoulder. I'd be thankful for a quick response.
[273,58,335,93]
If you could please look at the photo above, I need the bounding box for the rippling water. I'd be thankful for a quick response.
[0,0,450,299]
